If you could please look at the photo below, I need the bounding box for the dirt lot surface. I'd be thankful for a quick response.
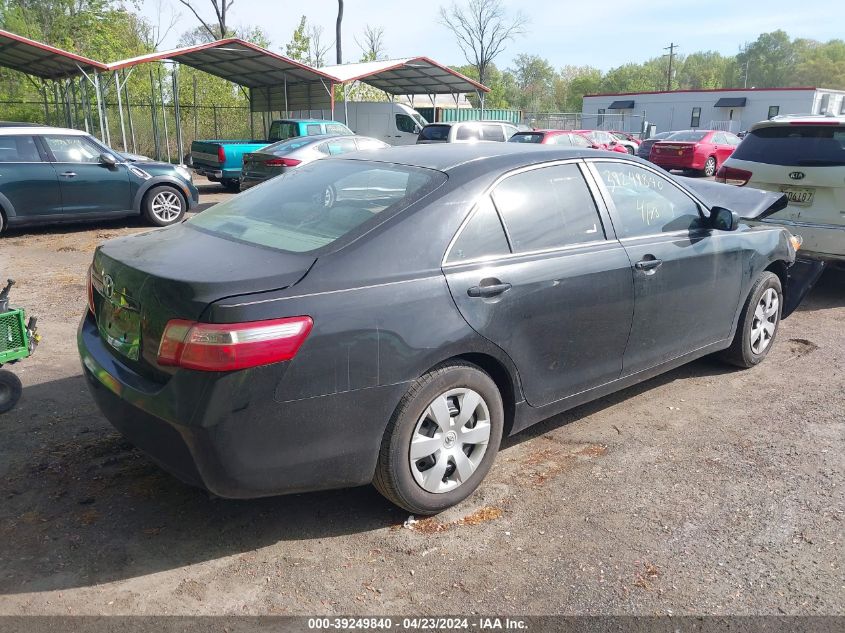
[0,177,842,616]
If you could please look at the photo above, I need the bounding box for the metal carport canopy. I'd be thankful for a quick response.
[319,57,489,96]
[0,29,107,79]
[106,38,338,112]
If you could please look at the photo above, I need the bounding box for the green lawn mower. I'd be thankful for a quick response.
[0,279,39,413]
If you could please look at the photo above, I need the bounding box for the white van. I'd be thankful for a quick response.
[292,103,428,146]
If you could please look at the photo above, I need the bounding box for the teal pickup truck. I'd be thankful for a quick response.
[190,119,353,190]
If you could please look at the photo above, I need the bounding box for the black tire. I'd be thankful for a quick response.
[142,185,186,227]
[373,361,504,515]
[720,271,782,368]
[0,370,22,414]
[221,178,241,192]
[703,156,717,177]
[0,210,5,234]
[626,145,635,155]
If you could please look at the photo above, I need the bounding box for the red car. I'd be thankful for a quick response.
[648,129,741,176]
[508,129,594,147]
[571,129,629,153]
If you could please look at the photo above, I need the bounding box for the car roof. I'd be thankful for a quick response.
[752,114,845,130]
[513,129,566,135]
[421,120,510,128]
[344,142,623,172]
[0,125,88,136]
[278,119,345,124]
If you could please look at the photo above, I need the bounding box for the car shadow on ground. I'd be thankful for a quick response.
[0,268,840,595]
[793,267,845,313]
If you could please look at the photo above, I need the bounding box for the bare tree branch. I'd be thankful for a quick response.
[177,0,235,40]
[438,0,527,86]
[355,24,385,61]
[307,24,333,68]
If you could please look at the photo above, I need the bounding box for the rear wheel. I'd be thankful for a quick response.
[142,186,186,227]
[720,271,782,368]
[373,361,503,514]
[703,156,717,177]
[0,370,22,414]
[626,145,635,155]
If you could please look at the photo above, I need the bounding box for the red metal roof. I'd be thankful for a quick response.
[585,87,819,98]
[0,29,108,79]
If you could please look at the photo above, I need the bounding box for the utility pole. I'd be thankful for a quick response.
[664,42,678,91]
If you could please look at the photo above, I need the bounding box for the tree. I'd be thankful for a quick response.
[555,65,602,112]
[285,16,310,62]
[356,25,385,62]
[335,0,343,64]
[438,0,527,87]
[736,30,796,88]
[177,0,234,41]
[508,53,556,111]
[307,24,332,68]
[676,51,731,90]
[791,39,845,88]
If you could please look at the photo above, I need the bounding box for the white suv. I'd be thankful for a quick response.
[416,120,518,144]
[717,114,845,261]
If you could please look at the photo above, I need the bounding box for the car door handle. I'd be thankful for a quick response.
[60,171,77,178]
[635,257,663,271]
[467,282,512,298]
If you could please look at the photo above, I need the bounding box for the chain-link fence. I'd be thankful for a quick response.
[0,99,260,162]
[522,111,646,135]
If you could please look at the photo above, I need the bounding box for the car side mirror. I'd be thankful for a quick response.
[99,153,117,167]
[711,206,739,231]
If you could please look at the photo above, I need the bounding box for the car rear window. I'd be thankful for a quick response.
[509,132,544,143]
[418,125,450,141]
[190,160,446,253]
[325,123,352,135]
[730,124,845,166]
[262,137,317,153]
[667,131,708,142]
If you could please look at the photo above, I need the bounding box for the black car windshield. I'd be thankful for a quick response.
[190,160,446,253]
[730,124,845,166]
[667,131,708,142]
[418,125,450,141]
[509,132,544,143]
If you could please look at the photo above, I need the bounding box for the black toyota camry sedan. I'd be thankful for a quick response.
[78,144,822,514]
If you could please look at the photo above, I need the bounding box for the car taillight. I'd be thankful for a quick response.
[264,157,301,167]
[715,165,752,186]
[157,316,313,371]
[217,146,225,163]
[87,266,96,316]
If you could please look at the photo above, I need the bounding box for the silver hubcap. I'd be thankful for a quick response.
[750,288,779,354]
[705,158,716,176]
[409,388,491,494]
[151,191,182,222]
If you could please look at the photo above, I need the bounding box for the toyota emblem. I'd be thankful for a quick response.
[103,274,114,299]
[788,171,805,180]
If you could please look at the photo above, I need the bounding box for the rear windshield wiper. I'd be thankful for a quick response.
[796,159,845,166]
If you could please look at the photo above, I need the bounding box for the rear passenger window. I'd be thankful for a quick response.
[481,124,505,142]
[306,124,323,136]
[594,162,704,238]
[491,164,604,253]
[0,135,40,162]
[455,125,481,141]
[326,124,351,135]
[447,196,510,263]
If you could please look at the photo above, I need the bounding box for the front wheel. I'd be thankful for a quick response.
[720,271,782,368]
[702,156,717,177]
[143,186,186,227]
[373,362,504,514]
[0,370,22,414]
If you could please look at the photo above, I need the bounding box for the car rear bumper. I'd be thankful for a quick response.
[77,312,406,498]
[192,166,224,179]
[650,155,702,170]
[761,218,845,261]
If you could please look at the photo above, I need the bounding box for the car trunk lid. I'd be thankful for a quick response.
[90,223,315,380]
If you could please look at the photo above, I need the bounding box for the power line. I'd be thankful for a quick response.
[664,42,679,91]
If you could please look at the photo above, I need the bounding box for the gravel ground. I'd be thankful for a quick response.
[0,176,842,616]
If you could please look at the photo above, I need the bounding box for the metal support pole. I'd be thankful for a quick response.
[284,75,289,114]
[114,71,128,151]
[157,65,171,163]
[80,77,91,133]
[149,67,161,161]
[93,72,106,142]
[171,62,184,164]
[123,70,137,153]
[193,75,198,139]
[40,80,50,124]
[213,104,218,138]
[70,79,79,129]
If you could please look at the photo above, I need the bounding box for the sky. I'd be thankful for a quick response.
[137,0,843,72]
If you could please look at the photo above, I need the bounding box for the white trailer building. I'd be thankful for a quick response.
[582,87,845,135]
